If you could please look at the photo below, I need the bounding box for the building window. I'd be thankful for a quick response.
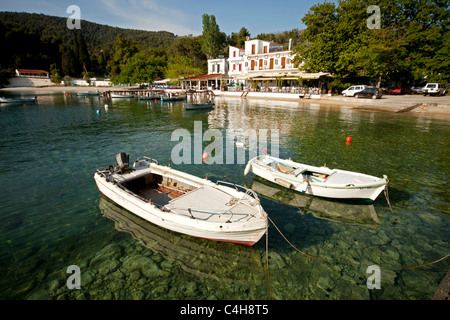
[239,64,242,71]
[233,51,236,58]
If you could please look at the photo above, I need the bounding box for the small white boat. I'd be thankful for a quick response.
[244,155,388,201]
[111,93,135,98]
[0,96,37,103]
[160,94,186,101]
[184,102,214,110]
[138,93,160,100]
[95,153,267,245]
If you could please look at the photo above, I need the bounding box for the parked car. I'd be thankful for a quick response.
[422,83,446,96]
[389,86,403,95]
[342,85,367,97]
[410,86,424,94]
[355,87,383,99]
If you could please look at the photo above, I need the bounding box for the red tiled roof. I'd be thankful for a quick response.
[16,69,49,74]
[185,74,227,80]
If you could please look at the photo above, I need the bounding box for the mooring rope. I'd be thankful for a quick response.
[267,216,449,270]
[384,177,394,214]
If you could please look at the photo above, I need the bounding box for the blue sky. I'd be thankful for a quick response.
[0,0,325,36]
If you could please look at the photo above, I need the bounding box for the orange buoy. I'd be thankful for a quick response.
[346,136,352,142]
[202,152,210,162]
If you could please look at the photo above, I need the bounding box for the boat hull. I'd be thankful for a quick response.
[94,163,267,245]
[184,103,214,110]
[246,156,387,201]
[0,97,37,103]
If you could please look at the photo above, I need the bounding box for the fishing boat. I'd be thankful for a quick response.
[160,93,186,101]
[0,96,37,103]
[184,89,215,110]
[183,102,215,110]
[244,154,388,201]
[137,92,160,100]
[111,92,135,98]
[94,153,267,245]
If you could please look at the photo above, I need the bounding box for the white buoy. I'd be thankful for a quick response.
[244,163,252,176]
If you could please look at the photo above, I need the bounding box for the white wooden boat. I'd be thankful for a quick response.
[244,155,388,201]
[183,102,214,110]
[95,153,267,245]
[111,93,135,98]
[0,96,37,103]
[160,94,186,101]
[138,93,160,100]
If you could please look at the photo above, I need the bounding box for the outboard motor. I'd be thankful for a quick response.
[115,153,130,173]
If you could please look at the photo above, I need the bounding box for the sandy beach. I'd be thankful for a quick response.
[2,85,449,116]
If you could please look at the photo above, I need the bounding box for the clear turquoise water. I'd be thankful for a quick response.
[0,92,448,300]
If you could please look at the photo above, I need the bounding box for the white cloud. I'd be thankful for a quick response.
[99,0,201,35]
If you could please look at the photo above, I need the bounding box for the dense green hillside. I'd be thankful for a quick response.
[0,12,176,52]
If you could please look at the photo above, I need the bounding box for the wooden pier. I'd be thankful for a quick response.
[101,89,170,99]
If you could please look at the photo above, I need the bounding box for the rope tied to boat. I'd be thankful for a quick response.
[384,177,394,214]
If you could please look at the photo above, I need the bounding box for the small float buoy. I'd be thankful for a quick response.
[244,163,252,176]
[96,110,100,115]
[346,136,352,142]
[202,152,210,163]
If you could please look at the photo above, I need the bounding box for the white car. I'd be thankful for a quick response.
[422,83,446,96]
[342,85,367,97]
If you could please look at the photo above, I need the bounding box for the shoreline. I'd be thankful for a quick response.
[2,85,449,116]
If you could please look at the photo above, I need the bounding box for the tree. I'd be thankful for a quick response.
[165,56,203,82]
[167,36,206,72]
[229,27,250,48]
[111,52,166,85]
[293,0,449,86]
[107,34,140,77]
[201,14,223,59]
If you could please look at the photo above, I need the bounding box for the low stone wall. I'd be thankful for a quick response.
[6,77,53,87]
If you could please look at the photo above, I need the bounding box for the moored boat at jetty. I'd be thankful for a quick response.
[94,153,267,245]
[0,96,37,103]
[184,102,214,110]
[184,89,215,110]
[244,154,388,201]
[111,92,135,98]
[137,92,161,100]
[160,93,186,101]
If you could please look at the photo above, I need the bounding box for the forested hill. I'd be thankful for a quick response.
[0,11,176,52]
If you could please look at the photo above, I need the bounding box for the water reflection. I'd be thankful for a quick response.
[99,196,266,284]
[247,177,380,227]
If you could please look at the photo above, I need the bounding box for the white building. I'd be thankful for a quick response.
[207,56,228,75]
[181,38,330,90]
[227,46,245,77]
